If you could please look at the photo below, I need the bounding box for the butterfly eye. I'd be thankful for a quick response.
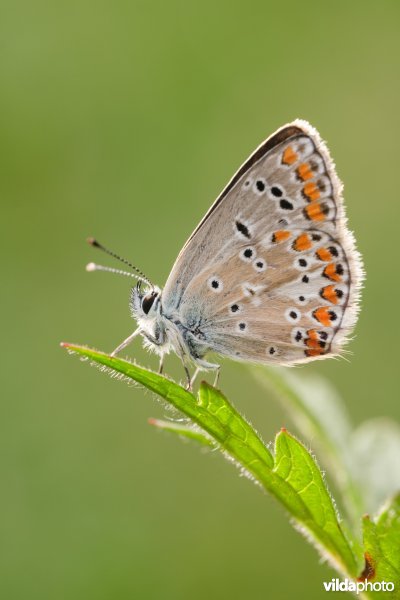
[142,292,158,315]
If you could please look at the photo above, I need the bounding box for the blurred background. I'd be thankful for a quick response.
[2,1,400,598]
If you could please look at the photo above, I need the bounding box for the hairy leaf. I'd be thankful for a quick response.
[62,343,359,577]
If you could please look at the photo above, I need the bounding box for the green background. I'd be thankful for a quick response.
[2,1,399,598]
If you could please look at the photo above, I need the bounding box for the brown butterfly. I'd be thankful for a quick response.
[88,120,364,387]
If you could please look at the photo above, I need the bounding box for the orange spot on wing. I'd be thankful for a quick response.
[305,348,324,357]
[293,233,312,252]
[321,285,339,304]
[316,247,332,261]
[297,163,313,181]
[304,202,326,221]
[304,328,327,357]
[272,230,291,243]
[306,337,320,349]
[307,329,319,341]
[323,263,342,282]
[313,307,333,327]
[282,146,298,165]
[303,181,321,202]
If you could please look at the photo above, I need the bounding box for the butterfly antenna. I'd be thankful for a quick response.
[86,263,138,278]
[87,237,153,287]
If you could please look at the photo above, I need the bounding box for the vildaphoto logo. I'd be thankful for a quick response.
[323,578,395,594]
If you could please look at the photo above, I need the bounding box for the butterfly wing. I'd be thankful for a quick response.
[162,120,363,365]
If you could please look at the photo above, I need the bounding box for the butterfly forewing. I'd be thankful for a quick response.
[162,120,362,365]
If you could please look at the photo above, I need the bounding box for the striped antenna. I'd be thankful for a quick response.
[86,262,138,278]
[87,238,153,287]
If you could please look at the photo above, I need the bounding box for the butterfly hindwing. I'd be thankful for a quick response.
[162,120,363,365]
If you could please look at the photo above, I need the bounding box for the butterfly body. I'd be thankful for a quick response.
[131,284,220,370]
[95,120,363,383]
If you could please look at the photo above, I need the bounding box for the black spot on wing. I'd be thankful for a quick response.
[235,221,251,238]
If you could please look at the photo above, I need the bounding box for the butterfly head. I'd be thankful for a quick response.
[130,282,167,349]
[131,282,161,318]
[86,238,168,350]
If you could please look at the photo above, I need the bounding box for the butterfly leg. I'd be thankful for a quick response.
[190,367,201,387]
[111,328,141,356]
[213,366,221,388]
[174,340,193,389]
[189,358,221,388]
[158,356,164,375]
[183,364,192,390]
[190,366,220,388]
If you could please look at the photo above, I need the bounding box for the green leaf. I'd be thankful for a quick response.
[376,495,400,569]
[62,343,359,578]
[256,367,400,530]
[255,367,365,523]
[148,418,215,447]
[273,430,358,575]
[360,495,400,595]
[196,379,274,470]
[61,343,274,469]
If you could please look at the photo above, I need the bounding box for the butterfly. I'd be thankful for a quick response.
[87,120,363,387]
